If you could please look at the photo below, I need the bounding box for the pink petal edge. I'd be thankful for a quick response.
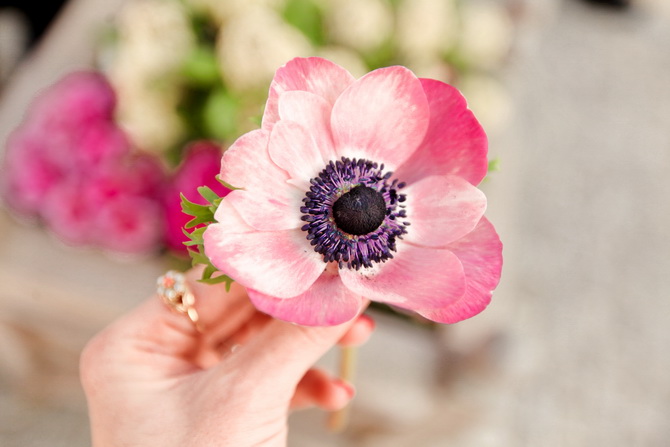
[219,129,287,190]
[248,268,364,326]
[395,78,488,186]
[204,200,326,298]
[404,175,487,247]
[339,243,466,310]
[262,57,356,132]
[219,129,304,231]
[417,217,503,323]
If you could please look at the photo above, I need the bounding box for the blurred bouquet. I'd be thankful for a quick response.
[0,69,230,258]
[1,0,515,259]
[104,0,515,156]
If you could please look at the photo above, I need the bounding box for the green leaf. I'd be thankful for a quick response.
[188,249,211,266]
[185,215,212,229]
[188,206,211,218]
[199,274,234,290]
[217,175,242,191]
[181,182,235,290]
[181,193,211,217]
[203,264,218,278]
[197,186,220,204]
[183,226,206,244]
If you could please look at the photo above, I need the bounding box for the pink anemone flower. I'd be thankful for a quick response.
[204,57,502,327]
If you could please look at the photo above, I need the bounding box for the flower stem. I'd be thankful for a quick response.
[326,345,358,432]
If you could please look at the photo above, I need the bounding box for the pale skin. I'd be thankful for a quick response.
[80,269,374,447]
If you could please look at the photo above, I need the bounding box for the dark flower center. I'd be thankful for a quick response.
[300,157,409,270]
[332,185,386,235]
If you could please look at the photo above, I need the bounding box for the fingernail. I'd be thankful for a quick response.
[333,379,356,399]
[358,313,376,330]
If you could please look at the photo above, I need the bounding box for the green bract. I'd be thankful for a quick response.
[181,181,235,288]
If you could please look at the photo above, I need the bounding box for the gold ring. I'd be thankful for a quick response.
[156,270,202,332]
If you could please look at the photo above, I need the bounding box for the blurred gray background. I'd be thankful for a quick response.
[1,0,669,445]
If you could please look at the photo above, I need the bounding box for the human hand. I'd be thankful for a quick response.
[80,268,374,447]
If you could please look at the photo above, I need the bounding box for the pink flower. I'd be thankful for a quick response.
[1,71,128,216]
[1,70,168,256]
[32,72,128,168]
[164,141,230,254]
[41,179,97,246]
[75,121,131,168]
[29,71,116,136]
[1,130,65,217]
[85,152,165,205]
[38,153,167,254]
[92,194,166,256]
[82,153,167,255]
[207,57,502,326]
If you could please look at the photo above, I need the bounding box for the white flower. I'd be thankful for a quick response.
[114,84,185,153]
[459,2,514,70]
[459,73,513,135]
[216,6,312,91]
[111,0,195,83]
[108,0,195,152]
[396,0,459,58]
[324,0,393,53]
[187,0,287,25]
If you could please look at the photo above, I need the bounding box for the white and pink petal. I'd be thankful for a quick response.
[219,129,288,190]
[404,175,487,248]
[268,120,326,190]
[225,188,303,231]
[204,200,326,299]
[277,90,337,162]
[248,269,365,326]
[262,57,355,132]
[331,66,430,170]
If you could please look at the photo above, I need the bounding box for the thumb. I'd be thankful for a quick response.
[235,317,356,387]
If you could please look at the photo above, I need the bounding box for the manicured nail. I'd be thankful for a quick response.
[333,379,356,399]
[358,313,375,330]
